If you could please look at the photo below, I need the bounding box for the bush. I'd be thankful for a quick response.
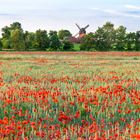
[0,40,2,50]
[62,41,74,51]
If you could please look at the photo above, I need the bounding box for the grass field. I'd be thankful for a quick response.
[0,52,140,140]
[73,44,80,51]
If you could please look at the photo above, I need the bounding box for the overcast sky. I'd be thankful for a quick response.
[0,0,140,35]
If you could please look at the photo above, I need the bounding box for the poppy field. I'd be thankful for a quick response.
[0,52,140,140]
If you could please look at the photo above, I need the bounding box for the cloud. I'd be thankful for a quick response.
[125,5,140,10]
[91,7,140,18]
[103,9,140,18]
[0,13,15,16]
[125,10,140,14]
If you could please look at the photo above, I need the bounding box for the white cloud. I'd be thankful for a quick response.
[104,9,140,18]
[125,5,140,10]
[91,7,140,18]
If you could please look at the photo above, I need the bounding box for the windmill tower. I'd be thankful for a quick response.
[75,23,89,38]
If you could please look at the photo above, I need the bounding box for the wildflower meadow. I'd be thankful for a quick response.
[0,52,140,140]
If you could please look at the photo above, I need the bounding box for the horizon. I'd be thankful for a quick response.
[0,0,140,35]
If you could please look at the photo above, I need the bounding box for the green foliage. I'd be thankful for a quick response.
[35,29,49,50]
[58,30,72,40]
[135,31,140,51]
[0,39,2,50]
[95,22,115,51]
[49,31,61,51]
[80,22,140,51]
[10,29,25,50]
[24,31,36,50]
[1,26,11,49]
[114,26,127,51]
[0,21,140,51]
[80,33,95,51]
[62,41,74,51]
[1,26,11,38]
[10,22,22,30]
[1,22,25,50]
[74,44,80,51]
[125,32,136,51]
[1,38,11,49]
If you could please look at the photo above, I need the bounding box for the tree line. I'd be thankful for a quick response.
[80,22,140,51]
[0,22,140,51]
[0,22,67,51]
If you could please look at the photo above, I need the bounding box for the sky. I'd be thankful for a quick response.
[0,0,140,35]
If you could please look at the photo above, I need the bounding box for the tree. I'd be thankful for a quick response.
[1,21,140,52]
[1,26,11,49]
[49,31,61,51]
[62,41,74,51]
[1,26,11,38]
[24,31,36,50]
[135,31,140,51]
[34,29,49,50]
[0,39,2,50]
[80,33,95,51]
[10,22,22,30]
[1,38,11,49]
[1,22,24,50]
[58,30,72,40]
[114,26,127,50]
[125,32,136,51]
[94,28,106,51]
[10,29,25,50]
[95,22,115,51]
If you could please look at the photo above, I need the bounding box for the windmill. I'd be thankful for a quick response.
[75,23,89,38]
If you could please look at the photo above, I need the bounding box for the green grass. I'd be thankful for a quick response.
[73,43,80,51]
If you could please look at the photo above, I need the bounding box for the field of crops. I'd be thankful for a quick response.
[0,52,140,140]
